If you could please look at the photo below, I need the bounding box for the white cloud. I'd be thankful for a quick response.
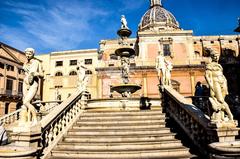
[0,0,110,53]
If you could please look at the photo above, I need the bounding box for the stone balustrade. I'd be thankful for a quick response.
[162,86,239,157]
[0,101,62,126]
[0,90,87,158]
[0,109,21,125]
[39,90,87,158]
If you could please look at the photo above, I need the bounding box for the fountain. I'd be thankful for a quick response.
[110,15,141,98]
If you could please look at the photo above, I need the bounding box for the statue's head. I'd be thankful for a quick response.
[158,51,163,56]
[121,15,125,18]
[209,50,219,62]
[25,48,35,60]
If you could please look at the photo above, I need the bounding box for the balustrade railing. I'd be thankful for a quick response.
[40,90,87,158]
[0,109,21,125]
[162,86,239,157]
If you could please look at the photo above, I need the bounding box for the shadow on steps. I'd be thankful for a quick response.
[165,116,203,159]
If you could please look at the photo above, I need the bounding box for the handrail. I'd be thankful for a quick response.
[0,109,21,125]
[40,89,87,158]
[0,101,62,126]
[162,86,239,157]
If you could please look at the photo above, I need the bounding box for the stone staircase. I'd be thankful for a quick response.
[47,108,193,159]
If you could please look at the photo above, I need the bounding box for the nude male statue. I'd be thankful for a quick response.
[165,60,173,86]
[205,49,233,121]
[77,60,89,91]
[156,51,166,85]
[121,15,128,29]
[20,48,43,125]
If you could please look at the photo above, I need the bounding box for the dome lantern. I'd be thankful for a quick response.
[150,0,162,8]
[139,0,180,32]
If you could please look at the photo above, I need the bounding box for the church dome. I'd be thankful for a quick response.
[139,0,180,31]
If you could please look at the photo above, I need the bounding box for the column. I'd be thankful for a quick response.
[143,72,148,96]
[189,71,195,96]
[97,75,102,98]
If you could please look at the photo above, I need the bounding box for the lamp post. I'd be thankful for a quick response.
[234,17,240,33]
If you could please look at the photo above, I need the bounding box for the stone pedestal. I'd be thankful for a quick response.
[208,120,239,142]
[0,123,42,158]
[11,123,41,151]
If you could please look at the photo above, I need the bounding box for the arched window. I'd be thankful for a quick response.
[55,72,63,76]
[85,70,92,75]
[69,71,77,76]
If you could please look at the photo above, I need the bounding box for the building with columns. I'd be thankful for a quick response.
[37,0,240,101]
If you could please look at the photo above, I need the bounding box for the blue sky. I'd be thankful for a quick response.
[0,0,239,54]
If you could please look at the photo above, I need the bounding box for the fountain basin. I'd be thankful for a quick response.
[115,47,135,57]
[117,28,132,37]
[111,84,141,95]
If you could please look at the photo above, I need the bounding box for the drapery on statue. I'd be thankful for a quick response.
[77,60,89,91]
[121,15,128,29]
[205,49,234,121]
[20,48,43,126]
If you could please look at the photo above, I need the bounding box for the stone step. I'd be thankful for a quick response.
[72,124,166,130]
[62,134,177,143]
[79,115,165,121]
[82,110,164,117]
[67,129,170,136]
[59,140,181,146]
[55,141,184,151]
[50,148,191,159]
[76,119,166,126]
[69,128,169,133]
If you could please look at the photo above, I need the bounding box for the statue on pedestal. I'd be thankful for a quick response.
[165,60,173,86]
[121,15,128,29]
[77,60,89,91]
[20,48,43,126]
[205,49,234,122]
[156,51,166,85]
[55,88,61,100]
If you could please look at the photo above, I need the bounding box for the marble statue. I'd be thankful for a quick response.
[20,48,43,125]
[205,49,234,121]
[121,15,128,29]
[165,60,173,86]
[55,88,61,100]
[156,51,166,85]
[77,60,88,91]
[0,122,8,145]
[81,76,89,92]
[121,57,130,84]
